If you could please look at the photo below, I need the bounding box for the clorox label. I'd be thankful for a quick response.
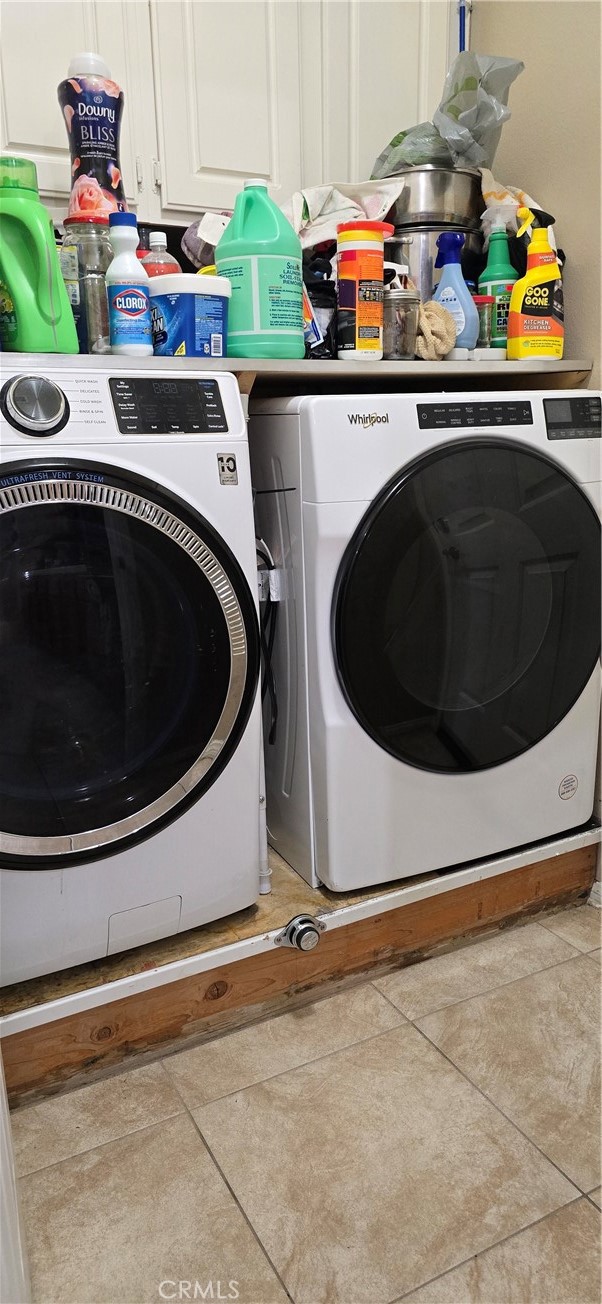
[108,282,152,347]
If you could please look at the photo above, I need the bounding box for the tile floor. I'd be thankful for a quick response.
[11,903,601,1304]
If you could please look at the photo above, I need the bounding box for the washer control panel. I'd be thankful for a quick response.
[543,396,601,440]
[0,367,245,442]
[109,377,227,434]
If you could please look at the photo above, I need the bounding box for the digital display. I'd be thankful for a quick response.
[545,400,572,424]
[544,396,601,440]
[109,377,228,434]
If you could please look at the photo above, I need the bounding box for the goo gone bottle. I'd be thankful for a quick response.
[107,212,152,354]
[58,53,126,220]
[433,232,479,350]
[215,179,304,358]
[507,209,564,360]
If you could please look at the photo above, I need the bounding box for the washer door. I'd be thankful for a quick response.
[333,438,601,773]
[0,461,260,865]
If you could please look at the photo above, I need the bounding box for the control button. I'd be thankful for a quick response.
[2,375,69,436]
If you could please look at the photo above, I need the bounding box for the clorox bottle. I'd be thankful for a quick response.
[0,155,78,353]
[507,208,564,360]
[215,179,304,358]
[106,212,152,355]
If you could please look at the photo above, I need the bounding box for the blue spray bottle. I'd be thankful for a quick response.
[433,232,479,349]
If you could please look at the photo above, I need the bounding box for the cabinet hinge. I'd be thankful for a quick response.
[152,158,162,190]
[135,156,144,189]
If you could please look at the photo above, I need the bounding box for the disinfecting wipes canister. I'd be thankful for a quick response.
[149,274,231,357]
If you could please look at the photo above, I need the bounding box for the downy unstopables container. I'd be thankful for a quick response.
[0,155,78,353]
[507,209,564,360]
[150,274,230,357]
[336,221,394,360]
[58,53,127,220]
[215,179,304,358]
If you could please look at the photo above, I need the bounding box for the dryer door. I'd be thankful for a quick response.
[333,438,601,773]
[0,461,260,866]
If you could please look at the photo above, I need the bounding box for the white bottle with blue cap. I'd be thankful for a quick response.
[107,213,153,355]
[433,232,479,351]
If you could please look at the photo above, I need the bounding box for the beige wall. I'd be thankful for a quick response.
[471,0,601,384]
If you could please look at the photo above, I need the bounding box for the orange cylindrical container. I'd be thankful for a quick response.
[336,221,394,360]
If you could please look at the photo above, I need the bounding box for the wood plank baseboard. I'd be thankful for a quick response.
[2,847,595,1106]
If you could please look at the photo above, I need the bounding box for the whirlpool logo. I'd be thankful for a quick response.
[347,412,390,427]
[113,290,148,317]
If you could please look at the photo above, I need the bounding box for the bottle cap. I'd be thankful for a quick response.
[67,52,111,78]
[64,214,109,227]
[244,178,267,189]
[338,221,395,235]
[149,231,167,247]
[109,212,137,228]
[472,295,495,304]
[0,155,38,193]
[435,231,464,267]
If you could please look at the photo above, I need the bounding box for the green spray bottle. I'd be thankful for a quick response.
[478,209,517,348]
[0,155,78,353]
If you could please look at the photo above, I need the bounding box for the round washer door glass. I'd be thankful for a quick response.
[0,461,260,864]
[334,438,601,773]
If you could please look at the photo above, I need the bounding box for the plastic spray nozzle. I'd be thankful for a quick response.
[434,231,464,268]
[516,207,536,239]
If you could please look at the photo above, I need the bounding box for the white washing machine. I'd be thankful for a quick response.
[250,389,601,890]
[0,360,261,984]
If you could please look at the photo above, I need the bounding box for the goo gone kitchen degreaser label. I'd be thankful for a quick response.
[108,284,152,349]
[508,276,565,359]
[219,256,303,337]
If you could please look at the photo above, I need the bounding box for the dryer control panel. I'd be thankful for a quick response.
[417,400,534,429]
[543,395,601,440]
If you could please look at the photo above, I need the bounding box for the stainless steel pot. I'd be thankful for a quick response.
[386,165,484,230]
[386,227,483,303]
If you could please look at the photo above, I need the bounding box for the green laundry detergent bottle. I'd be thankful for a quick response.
[0,155,78,353]
[215,179,304,358]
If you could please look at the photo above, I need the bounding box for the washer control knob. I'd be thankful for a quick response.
[3,375,67,436]
[276,914,323,951]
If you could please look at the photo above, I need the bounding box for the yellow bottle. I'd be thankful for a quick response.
[507,208,564,360]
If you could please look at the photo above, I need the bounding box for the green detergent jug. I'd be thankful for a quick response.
[0,156,78,353]
[215,179,304,358]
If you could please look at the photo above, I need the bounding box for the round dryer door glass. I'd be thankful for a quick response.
[333,438,601,773]
[0,461,260,865]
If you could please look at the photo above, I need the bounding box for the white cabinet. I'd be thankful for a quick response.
[0,0,157,218]
[150,0,302,213]
[1,0,453,226]
[300,0,452,185]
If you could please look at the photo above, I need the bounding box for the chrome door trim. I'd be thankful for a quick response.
[0,475,249,857]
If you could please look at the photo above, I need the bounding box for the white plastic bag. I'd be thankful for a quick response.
[371,52,524,177]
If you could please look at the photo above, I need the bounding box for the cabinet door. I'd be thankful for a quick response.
[300,0,452,184]
[151,0,302,213]
[0,0,156,215]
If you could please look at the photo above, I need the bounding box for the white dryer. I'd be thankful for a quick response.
[250,390,601,890]
[0,360,261,984]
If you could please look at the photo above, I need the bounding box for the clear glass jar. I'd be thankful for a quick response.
[383,288,420,360]
[60,216,112,353]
